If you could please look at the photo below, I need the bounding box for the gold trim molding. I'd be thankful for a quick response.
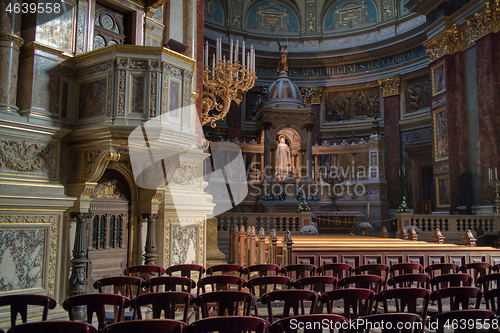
[377,75,401,97]
[0,33,24,48]
[424,1,500,62]
[21,41,71,60]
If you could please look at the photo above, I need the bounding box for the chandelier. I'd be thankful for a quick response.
[202,38,257,128]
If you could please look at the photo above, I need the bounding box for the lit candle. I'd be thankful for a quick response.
[367,203,370,219]
[242,40,245,66]
[230,39,233,63]
[212,53,215,76]
[235,40,239,63]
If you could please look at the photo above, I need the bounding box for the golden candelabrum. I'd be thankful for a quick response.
[202,38,257,128]
[489,167,500,214]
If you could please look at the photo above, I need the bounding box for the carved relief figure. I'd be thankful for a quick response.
[275,135,291,180]
[324,88,380,122]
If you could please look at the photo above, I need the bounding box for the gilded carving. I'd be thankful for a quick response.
[404,75,430,114]
[0,215,59,298]
[423,30,460,63]
[76,60,113,78]
[378,75,400,97]
[300,87,322,104]
[165,64,183,79]
[162,72,168,114]
[116,58,129,69]
[0,140,54,176]
[305,0,317,33]
[169,164,200,187]
[107,71,113,116]
[0,32,24,48]
[76,0,88,54]
[118,70,127,116]
[91,179,127,200]
[466,1,500,45]
[81,149,102,181]
[150,72,158,117]
[382,0,394,21]
[324,87,380,122]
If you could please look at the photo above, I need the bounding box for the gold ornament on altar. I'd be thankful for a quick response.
[202,38,257,128]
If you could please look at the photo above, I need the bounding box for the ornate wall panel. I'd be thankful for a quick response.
[246,2,300,34]
[402,74,431,116]
[78,79,107,118]
[323,0,378,32]
[324,86,380,122]
[205,0,225,25]
[0,139,56,178]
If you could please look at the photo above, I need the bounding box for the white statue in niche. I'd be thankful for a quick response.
[275,135,291,180]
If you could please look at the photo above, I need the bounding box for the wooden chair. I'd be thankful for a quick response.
[130,292,194,323]
[260,290,318,324]
[321,289,375,320]
[206,264,244,276]
[477,273,500,293]
[387,273,430,289]
[0,294,56,327]
[244,276,293,316]
[430,286,482,313]
[166,264,205,280]
[339,275,383,293]
[145,276,196,293]
[355,264,389,289]
[317,263,354,280]
[188,316,270,333]
[102,319,186,333]
[375,288,430,320]
[270,314,348,333]
[240,264,280,280]
[123,265,165,295]
[195,291,254,318]
[197,275,245,294]
[280,264,316,280]
[7,321,97,333]
[484,288,500,314]
[459,262,491,289]
[389,263,424,277]
[424,263,459,279]
[63,293,130,331]
[356,313,423,333]
[93,276,143,322]
[293,276,338,293]
[429,273,472,292]
[426,309,495,333]
[491,263,500,273]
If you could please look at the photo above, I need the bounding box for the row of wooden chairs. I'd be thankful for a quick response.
[5,310,498,333]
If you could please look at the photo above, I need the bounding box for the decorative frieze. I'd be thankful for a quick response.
[378,75,400,97]
[0,139,55,177]
[169,164,200,187]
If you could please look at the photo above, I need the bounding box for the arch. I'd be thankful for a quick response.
[274,126,302,150]
[321,0,378,32]
[205,0,226,26]
[245,0,301,34]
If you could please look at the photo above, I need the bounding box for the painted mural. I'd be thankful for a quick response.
[324,0,378,31]
[205,0,224,24]
[247,2,299,34]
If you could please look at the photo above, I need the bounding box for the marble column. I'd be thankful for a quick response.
[260,153,264,180]
[314,154,319,181]
[476,32,500,206]
[305,124,314,179]
[379,76,402,209]
[143,214,159,265]
[0,0,23,114]
[263,122,272,178]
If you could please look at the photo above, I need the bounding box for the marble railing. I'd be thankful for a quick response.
[397,213,500,244]
[217,212,312,234]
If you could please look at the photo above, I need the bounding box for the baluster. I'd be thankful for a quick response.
[239,225,246,265]
[269,217,274,231]
[263,217,268,231]
[276,217,281,231]
[243,216,248,228]
[256,217,261,231]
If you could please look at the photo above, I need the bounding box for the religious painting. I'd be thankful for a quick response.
[247,2,299,34]
[433,108,448,161]
[324,0,377,31]
[432,62,446,96]
[436,176,450,207]
[324,87,380,122]
[403,74,431,115]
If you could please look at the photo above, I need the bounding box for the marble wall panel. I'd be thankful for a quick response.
[35,1,75,52]
[31,56,59,115]
[383,95,401,209]
[171,226,197,265]
[130,76,145,114]
[0,229,45,292]
[78,79,107,118]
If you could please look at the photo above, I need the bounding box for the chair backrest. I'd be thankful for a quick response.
[321,288,375,320]
[357,313,423,333]
[484,288,500,314]
[424,263,459,279]
[0,294,57,327]
[426,309,495,333]
[206,264,244,276]
[7,321,97,333]
[491,263,500,273]
[429,273,472,291]
[145,276,196,293]
[130,292,193,323]
[93,276,144,299]
[387,273,430,289]
[270,314,348,333]
[241,264,280,280]
[355,264,389,288]
[260,290,318,324]
[63,293,130,330]
[195,291,254,318]
[102,319,186,333]
[280,264,316,280]
[477,272,500,293]
[293,276,338,294]
[375,288,430,319]
[188,316,270,333]
[165,264,205,280]
[389,263,424,277]
[244,276,293,300]
[123,265,165,282]
[430,286,482,313]
[317,263,354,280]
[197,275,245,294]
[459,262,491,288]
[339,275,383,293]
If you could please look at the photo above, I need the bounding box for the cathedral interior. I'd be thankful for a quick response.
[1,0,500,329]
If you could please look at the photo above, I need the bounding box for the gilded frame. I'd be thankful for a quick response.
[433,107,448,161]
[431,62,446,96]
[436,175,451,207]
